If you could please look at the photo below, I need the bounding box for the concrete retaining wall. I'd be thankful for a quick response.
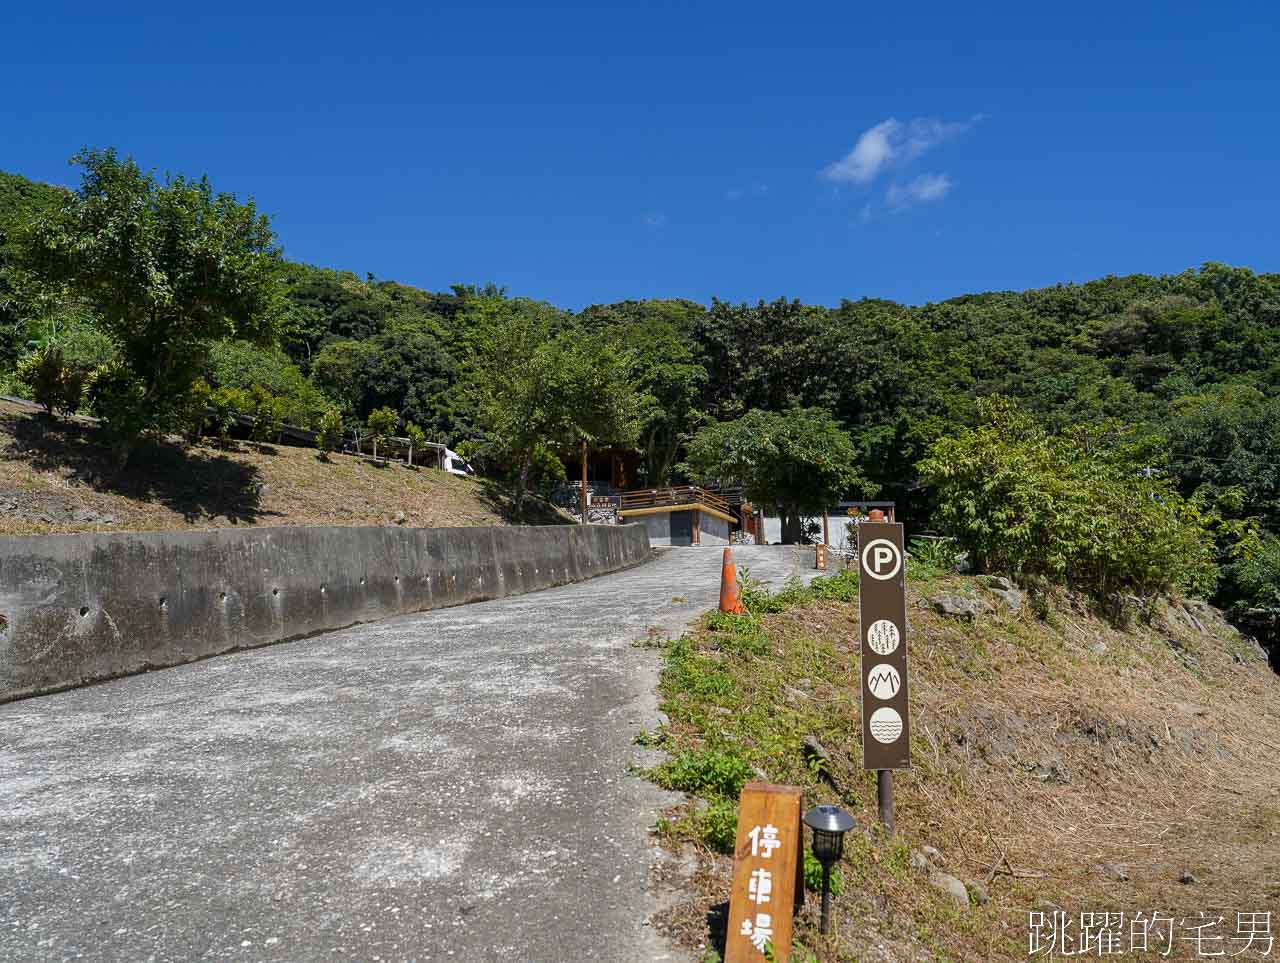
[0,523,650,702]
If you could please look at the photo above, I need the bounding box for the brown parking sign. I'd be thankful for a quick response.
[858,520,911,770]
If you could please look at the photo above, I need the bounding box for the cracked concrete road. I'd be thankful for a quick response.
[0,544,810,963]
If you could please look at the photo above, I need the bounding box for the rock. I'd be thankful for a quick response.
[921,845,945,866]
[71,509,116,525]
[784,686,810,703]
[930,595,980,620]
[393,510,407,525]
[1095,862,1130,882]
[0,499,16,512]
[1165,638,1202,671]
[965,880,989,905]
[1026,754,1071,784]
[991,587,1023,613]
[909,850,930,872]
[928,870,970,909]
[1179,871,1198,885]
[1089,640,1109,655]
[802,735,831,767]
[977,575,1014,592]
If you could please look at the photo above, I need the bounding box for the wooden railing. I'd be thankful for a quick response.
[619,485,733,516]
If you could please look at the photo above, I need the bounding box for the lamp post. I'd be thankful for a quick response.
[804,804,856,935]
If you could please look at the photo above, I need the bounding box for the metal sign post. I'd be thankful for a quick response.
[857,513,911,835]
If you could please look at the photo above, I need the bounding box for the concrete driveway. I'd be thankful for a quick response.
[0,544,809,963]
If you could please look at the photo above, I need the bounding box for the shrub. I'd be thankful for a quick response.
[1221,536,1280,614]
[918,400,1215,597]
[808,567,860,602]
[83,360,151,459]
[366,406,398,459]
[316,409,344,455]
[908,536,963,572]
[651,749,753,798]
[404,421,429,465]
[695,799,739,854]
[249,385,283,443]
[803,850,845,895]
[208,340,330,428]
[15,345,85,418]
[207,386,252,446]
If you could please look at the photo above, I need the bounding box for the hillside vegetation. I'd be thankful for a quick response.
[645,565,1280,961]
[3,160,1280,643]
[0,399,563,535]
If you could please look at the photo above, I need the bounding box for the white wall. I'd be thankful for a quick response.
[761,512,859,548]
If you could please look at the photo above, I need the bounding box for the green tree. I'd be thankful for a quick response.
[404,421,429,467]
[918,400,1215,596]
[249,385,284,443]
[316,409,345,457]
[683,406,872,543]
[557,333,649,516]
[1163,384,1280,531]
[589,306,706,485]
[12,150,284,457]
[366,405,398,461]
[462,297,592,516]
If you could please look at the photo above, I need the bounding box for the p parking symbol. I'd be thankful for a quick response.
[861,538,902,581]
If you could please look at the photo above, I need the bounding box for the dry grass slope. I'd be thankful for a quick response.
[0,399,568,535]
[648,564,1280,962]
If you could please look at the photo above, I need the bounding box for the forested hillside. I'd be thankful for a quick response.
[3,163,1280,651]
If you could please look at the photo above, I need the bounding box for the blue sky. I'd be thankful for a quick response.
[4,0,1277,309]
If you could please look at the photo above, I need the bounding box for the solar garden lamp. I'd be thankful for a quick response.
[804,804,856,935]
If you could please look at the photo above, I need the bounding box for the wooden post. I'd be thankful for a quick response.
[580,438,588,524]
[692,509,701,545]
[823,511,830,546]
[725,783,803,962]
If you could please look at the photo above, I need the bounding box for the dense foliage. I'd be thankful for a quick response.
[5,161,1280,621]
[9,151,284,455]
[684,407,872,543]
[917,401,1216,597]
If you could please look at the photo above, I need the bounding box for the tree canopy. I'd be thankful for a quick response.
[683,406,873,543]
[10,151,284,450]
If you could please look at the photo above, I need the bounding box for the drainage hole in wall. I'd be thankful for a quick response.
[360,577,366,586]
[395,576,401,584]
[218,592,227,603]
[272,588,280,597]
[320,585,327,594]
[78,606,90,618]
[159,597,167,610]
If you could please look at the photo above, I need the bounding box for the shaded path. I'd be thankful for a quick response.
[1,545,808,963]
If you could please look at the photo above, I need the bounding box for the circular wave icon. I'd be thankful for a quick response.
[868,706,903,744]
[866,663,901,700]
[866,619,900,656]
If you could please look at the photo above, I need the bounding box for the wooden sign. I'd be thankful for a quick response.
[857,520,912,770]
[725,783,803,963]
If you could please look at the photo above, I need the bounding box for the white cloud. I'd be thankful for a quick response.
[886,173,953,209]
[821,115,981,184]
[642,213,666,228]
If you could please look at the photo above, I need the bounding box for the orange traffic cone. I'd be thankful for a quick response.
[719,546,746,615]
